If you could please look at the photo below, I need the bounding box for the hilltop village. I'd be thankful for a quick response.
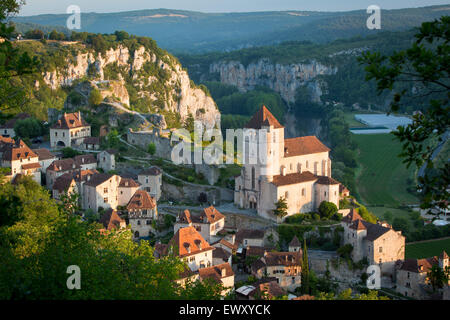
[1,105,448,301]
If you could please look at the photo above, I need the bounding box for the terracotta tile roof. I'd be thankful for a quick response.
[289,236,301,247]
[0,113,30,129]
[350,219,367,231]
[217,239,238,251]
[284,136,330,157]
[139,166,162,176]
[32,148,56,161]
[21,162,41,170]
[84,173,115,187]
[83,136,100,145]
[293,295,315,300]
[51,112,88,129]
[236,229,265,245]
[74,154,97,166]
[178,209,195,224]
[47,158,81,172]
[271,170,317,187]
[213,247,231,261]
[1,140,38,162]
[342,208,362,224]
[73,169,99,182]
[340,184,350,194]
[316,175,340,185]
[245,105,284,129]
[169,226,214,257]
[119,177,140,188]
[99,209,125,231]
[249,281,287,300]
[399,257,439,273]
[126,190,156,210]
[52,173,76,192]
[201,206,225,224]
[261,251,302,267]
[198,263,234,283]
[0,136,14,144]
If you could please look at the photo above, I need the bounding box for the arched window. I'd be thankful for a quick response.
[251,167,256,189]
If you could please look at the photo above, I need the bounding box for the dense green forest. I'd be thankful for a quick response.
[13,5,449,53]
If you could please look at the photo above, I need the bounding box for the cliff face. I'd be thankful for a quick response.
[42,45,220,128]
[209,59,337,103]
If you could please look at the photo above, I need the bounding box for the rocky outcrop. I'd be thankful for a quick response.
[209,59,337,103]
[42,44,220,128]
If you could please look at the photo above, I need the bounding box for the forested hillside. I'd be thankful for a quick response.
[13,5,450,53]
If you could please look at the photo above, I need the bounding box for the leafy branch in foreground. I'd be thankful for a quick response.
[359,16,449,214]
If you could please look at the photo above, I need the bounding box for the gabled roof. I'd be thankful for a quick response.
[139,166,162,176]
[289,236,301,247]
[236,229,265,245]
[350,219,367,231]
[99,209,125,231]
[126,190,156,210]
[399,257,439,273]
[47,158,81,172]
[316,175,340,185]
[74,154,97,166]
[342,208,362,224]
[245,105,284,129]
[200,206,225,224]
[271,170,317,187]
[440,251,449,260]
[169,226,214,257]
[51,112,88,129]
[213,247,231,261]
[32,148,56,161]
[52,173,76,192]
[84,173,115,187]
[362,220,392,241]
[260,251,302,267]
[73,169,99,182]
[198,263,234,283]
[1,140,38,162]
[284,136,330,157]
[119,177,140,188]
[21,162,41,170]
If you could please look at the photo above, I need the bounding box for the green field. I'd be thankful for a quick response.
[353,134,419,207]
[405,238,450,259]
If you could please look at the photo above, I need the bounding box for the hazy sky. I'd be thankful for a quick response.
[19,0,450,16]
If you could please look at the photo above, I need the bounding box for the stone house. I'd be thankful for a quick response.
[46,158,81,189]
[198,263,235,296]
[0,139,41,184]
[234,106,343,222]
[74,154,97,171]
[212,238,238,255]
[174,206,225,243]
[118,177,140,207]
[168,226,215,272]
[127,190,158,240]
[396,251,449,299]
[50,112,91,148]
[235,228,265,248]
[137,166,162,201]
[341,209,405,279]
[0,113,30,138]
[52,173,78,200]
[97,149,117,172]
[288,236,302,253]
[251,251,303,292]
[213,247,232,266]
[99,209,126,231]
[82,137,100,151]
[32,148,58,174]
[82,173,120,212]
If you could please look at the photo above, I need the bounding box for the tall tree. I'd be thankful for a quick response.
[427,265,449,292]
[301,239,310,294]
[273,196,288,218]
[359,17,449,215]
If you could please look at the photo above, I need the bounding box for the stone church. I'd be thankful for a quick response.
[234,106,345,221]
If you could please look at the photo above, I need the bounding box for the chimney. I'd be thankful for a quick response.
[221,267,226,278]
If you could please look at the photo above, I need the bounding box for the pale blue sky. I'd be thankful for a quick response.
[19,0,450,16]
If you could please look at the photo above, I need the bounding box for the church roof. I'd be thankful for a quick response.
[245,106,284,129]
[289,236,301,247]
[284,136,330,157]
[271,171,318,187]
[316,176,340,185]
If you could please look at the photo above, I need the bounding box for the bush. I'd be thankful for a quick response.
[88,88,103,106]
[319,201,338,220]
[337,244,353,259]
[148,143,156,155]
[61,147,82,159]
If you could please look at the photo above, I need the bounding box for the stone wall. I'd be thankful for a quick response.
[127,128,173,160]
[161,181,233,205]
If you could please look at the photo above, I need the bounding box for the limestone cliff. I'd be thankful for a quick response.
[209,59,337,103]
[42,44,220,128]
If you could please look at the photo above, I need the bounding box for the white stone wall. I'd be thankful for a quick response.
[98,152,115,172]
[83,175,120,212]
[183,250,213,272]
[1,128,15,138]
[138,173,162,201]
[118,185,139,207]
